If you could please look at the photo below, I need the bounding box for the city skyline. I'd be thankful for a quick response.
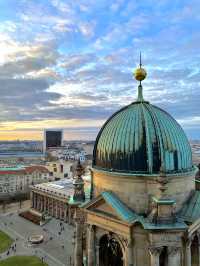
[0,0,199,140]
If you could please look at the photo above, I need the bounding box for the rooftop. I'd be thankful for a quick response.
[33,179,74,199]
[179,190,200,223]
[33,177,91,203]
[0,165,49,175]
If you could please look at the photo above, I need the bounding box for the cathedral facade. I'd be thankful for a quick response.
[74,59,199,266]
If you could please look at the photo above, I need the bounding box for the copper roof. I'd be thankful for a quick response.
[93,101,193,174]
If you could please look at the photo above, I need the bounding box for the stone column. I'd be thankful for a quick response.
[61,203,64,220]
[42,196,44,212]
[38,195,40,211]
[55,201,58,218]
[74,222,83,266]
[48,198,51,215]
[197,232,200,265]
[31,191,35,209]
[64,205,67,222]
[68,207,71,224]
[96,244,100,266]
[40,196,43,212]
[40,196,42,211]
[39,195,42,211]
[127,238,134,266]
[46,197,49,214]
[149,246,163,266]
[51,198,54,216]
[185,241,191,266]
[34,192,37,208]
[48,197,50,214]
[59,202,62,220]
[44,196,47,212]
[30,191,33,208]
[36,194,39,210]
[38,195,41,211]
[168,246,181,266]
[88,225,95,266]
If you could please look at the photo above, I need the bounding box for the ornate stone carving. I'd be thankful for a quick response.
[187,233,196,247]
[196,231,200,245]
[157,169,169,199]
[149,232,181,245]
[149,246,163,256]
[167,246,181,256]
[74,208,85,223]
[88,224,95,234]
[73,160,85,202]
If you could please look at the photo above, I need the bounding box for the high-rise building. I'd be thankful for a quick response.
[43,129,63,153]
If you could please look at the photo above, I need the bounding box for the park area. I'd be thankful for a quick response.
[0,231,13,253]
[0,256,48,266]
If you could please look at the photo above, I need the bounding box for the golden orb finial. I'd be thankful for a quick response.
[134,52,147,82]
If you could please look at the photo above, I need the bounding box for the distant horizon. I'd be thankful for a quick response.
[0,131,199,142]
[0,1,199,143]
[0,126,199,142]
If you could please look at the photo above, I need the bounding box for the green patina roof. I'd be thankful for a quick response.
[141,218,187,230]
[101,191,138,223]
[152,197,175,205]
[0,165,25,171]
[99,191,187,229]
[93,98,192,174]
[179,191,200,223]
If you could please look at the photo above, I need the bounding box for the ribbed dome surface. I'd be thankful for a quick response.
[93,101,193,174]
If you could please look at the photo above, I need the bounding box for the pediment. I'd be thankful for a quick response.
[84,191,138,223]
[92,199,121,220]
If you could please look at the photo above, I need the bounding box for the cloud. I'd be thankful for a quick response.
[59,53,98,72]
[78,21,96,38]
[0,0,199,140]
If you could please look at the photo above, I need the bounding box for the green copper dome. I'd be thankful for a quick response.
[93,86,193,174]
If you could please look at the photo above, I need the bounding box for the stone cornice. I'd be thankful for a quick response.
[92,166,196,179]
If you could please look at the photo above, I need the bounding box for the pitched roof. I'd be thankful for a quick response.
[179,191,200,223]
[0,165,49,175]
[101,191,139,223]
[83,190,187,229]
[0,170,26,175]
[24,165,49,174]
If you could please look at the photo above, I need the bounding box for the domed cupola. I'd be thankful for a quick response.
[93,55,193,174]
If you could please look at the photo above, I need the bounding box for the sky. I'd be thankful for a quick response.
[0,0,199,141]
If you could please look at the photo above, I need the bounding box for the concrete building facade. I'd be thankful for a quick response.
[0,165,51,198]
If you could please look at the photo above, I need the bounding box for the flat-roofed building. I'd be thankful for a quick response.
[0,165,51,199]
[30,176,90,224]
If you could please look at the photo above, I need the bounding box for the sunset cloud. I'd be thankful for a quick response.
[0,0,199,140]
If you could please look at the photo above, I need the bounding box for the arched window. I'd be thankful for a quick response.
[99,234,123,266]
